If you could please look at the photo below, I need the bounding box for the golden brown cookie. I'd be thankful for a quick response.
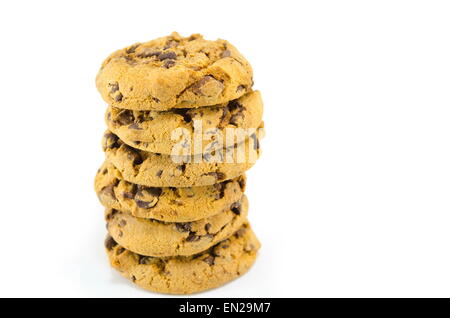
[105,195,248,257]
[102,130,261,187]
[95,161,246,222]
[105,91,263,155]
[96,32,253,111]
[105,223,260,294]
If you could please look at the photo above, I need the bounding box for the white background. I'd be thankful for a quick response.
[0,0,449,297]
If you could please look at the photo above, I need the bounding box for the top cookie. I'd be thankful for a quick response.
[96,32,253,111]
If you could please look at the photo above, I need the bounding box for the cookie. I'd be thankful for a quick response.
[103,130,261,187]
[105,223,260,294]
[105,91,263,155]
[105,195,248,257]
[96,32,253,111]
[95,161,246,222]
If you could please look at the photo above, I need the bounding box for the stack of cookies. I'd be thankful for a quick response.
[94,33,264,294]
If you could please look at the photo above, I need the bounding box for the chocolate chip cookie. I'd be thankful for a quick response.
[105,223,260,294]
[96,32,253,111]
[105,195,248,257]
[95,161,246,222]
[105,91,263,155]
[103,130,261,187]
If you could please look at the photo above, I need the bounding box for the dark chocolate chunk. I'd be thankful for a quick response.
[163,60,176,68]
[114,93,123,102]
[115,110,135,126]
[123,145,143,165]
[203,255,215,266]
[230,201,242,215]
[109,82,119,93]
[186,234,200,242]
[176,222,192,232]
[135,200,152,209]
[137,50,161,58]
[103,133,119,150]
[101,185,116,200]
[104,235,117,250]
[158,51,177,60]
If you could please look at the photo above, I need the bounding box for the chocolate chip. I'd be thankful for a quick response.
[137,186,162,197]
[228,100,242,112]
[123,192,134,199]
[176,222,192,232]
[236,85,246,92]
[169,187,181,198]
[216,172,226,181]
[114,93,123,102]
[137,50,161,58]
[203,256,215,266]
[116,247,125,255]
[163,60,176,68]
[204,223,211,232]
[128,123,143,130]
[149,187,163,196]
[221,50,231,58]
[156,170,163,177]
[103,133,119,150]
[191,75,220,96]
[131,275,136,282]
[109,82,119,93]
[164,40,179,49]
[205,171,226,181]
[158,51,177,60]
[118,219,127,227]
[230,201,242,215]
[135,200,152,209]
[217,107,230,129]
[177,164,186,173]
[115,110,135,126]
[237,177,246,191]
[122,184,137,199]
[123,145,143,165]
[105,209,118,221]
[126,44,140,54]
[214,183,226,200]
[104,235,117,250]
[186,234,200,242]
[101,185,116,200]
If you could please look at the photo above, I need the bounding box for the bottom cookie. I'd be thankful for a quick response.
[105,223,260,294]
